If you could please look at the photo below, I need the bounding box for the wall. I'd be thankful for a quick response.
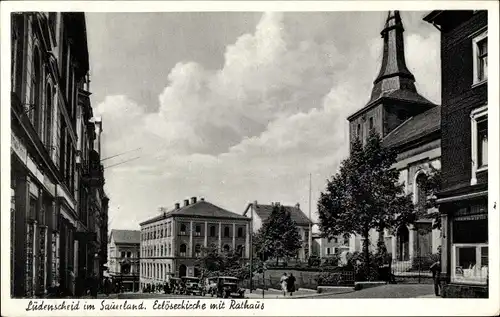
[440,11,488,191]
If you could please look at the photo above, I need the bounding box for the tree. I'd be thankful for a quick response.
[195,245,250,280]
[253,204,303,265]
[318,130,414,277]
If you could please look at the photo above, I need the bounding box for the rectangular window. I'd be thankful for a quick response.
[470,106,488,185]
[326,247,331,255]
[472,30,488,85]
[356,124,361,139]
[127,252,131,258]
[369,117,374,130]
[477,118,488,168]
[121,251,125,258]
[451,206,488,285]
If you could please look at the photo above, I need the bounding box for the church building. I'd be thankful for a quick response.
[346,11,442,267]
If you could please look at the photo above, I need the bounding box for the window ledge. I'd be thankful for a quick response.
[477,166,488,173]
[471,80,487,89]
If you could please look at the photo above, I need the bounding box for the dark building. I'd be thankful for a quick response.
[346,11,442,265]
[424,10,488,298]
[10,12,108,298]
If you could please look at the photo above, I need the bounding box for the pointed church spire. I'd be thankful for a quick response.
[369,11,419,103]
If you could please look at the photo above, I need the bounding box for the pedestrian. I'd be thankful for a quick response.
[287,273,296,296]
[104,278,111,296]
[67,267,75,297]
[430,260,441,296]
[280,273,288,296]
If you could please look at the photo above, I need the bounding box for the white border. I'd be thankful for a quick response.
[1,1,499,317]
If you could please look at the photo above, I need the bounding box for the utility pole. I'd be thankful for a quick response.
[249,205,253,293]
[308,173,312,259]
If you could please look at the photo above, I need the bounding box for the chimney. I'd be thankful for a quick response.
[184,199,189,207]
[200,197,205,202]
[175,203,180,209]
[295,203,300,209]
[191,197,197,204]
[253,200,258,208]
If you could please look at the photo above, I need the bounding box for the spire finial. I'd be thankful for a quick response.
[369,10,417,103]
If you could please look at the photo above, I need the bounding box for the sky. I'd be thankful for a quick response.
[85,11,441,231]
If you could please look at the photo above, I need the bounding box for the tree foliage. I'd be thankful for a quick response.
[253,204,303,264]
[318,131,414,272]
[195,246,250,280]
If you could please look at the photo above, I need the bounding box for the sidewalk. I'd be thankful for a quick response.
[244,288,320,299]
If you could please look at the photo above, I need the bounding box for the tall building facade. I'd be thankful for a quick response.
[424,10,488,298]
[139,197,250,289]
[108,230,140,292]
[243,201,313,261]
[10,12,107,298]
[346,11,442,263]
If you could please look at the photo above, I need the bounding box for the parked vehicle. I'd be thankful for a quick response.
[204,277,218,297]
[170,277,184,295]
[216,276,245,298]
[181,276,203,295]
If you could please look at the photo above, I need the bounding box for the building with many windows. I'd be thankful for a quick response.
[108,230,140,292]
[10,12,107,298]
[346,11,442,266]
[139,197,250,289]
[243,201,313,261]
[423,10,488,298]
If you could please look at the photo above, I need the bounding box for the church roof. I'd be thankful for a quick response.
[348,11,436,121]
[383,105,441,149]
[109,229,141,244]
[140,200,249,226]
[243,203,312,226]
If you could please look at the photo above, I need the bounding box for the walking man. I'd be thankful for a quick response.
[430,260,441,296]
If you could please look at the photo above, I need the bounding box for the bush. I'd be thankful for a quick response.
[315,272,354,286]
[343,251,381,282]
[411,253,440,271]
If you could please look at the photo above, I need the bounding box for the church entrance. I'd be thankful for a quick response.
[396,226,409,261]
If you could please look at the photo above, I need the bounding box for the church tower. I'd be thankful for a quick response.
[347,11,436,146]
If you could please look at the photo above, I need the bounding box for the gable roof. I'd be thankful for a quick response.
[383,105,441,149]
[109,229,140,244]
[140,200,249,226]
[244,203,312,226]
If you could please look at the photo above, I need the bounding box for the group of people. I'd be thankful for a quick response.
[279,273,297,296]
[142,279,186,295]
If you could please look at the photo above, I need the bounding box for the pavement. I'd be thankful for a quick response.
[81,284,436,299]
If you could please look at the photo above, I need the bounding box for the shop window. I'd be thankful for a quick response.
[470,106,488,185]
[451,208,488,285]
[472,30,488,85]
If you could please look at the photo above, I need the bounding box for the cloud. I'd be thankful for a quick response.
[94,12,440,230]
